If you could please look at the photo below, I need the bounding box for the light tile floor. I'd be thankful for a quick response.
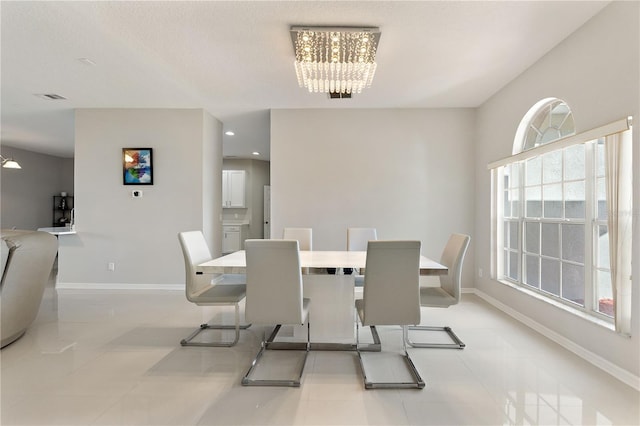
[1,275,638,425]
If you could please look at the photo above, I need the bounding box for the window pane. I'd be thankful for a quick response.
[597,177,607,220]
[509,221,519,249]
[525,255,539,288]
[564,181,585,219]
[564,144,585,180]
[542,151,562,184]
[510,189,520,217]
[541,258,560,296]
[596,138,606,177]
[541,223,560,258]
[525,222,540,254]
[597,225,610,269]
[503,221,509,247]
[503,250,509,277]
[562,224,585,264]
[509,251,518,280]
[526,157,541,186]
[543,184,562,218]
[503,190,511,217]
[508,163,520,188]
[562,263,585,306]
[525,187,541,218]
[596,270,613,317]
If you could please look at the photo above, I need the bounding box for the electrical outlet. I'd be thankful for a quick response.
[478,268,483,278]
[108,262,115,271]
[132,190,143,198]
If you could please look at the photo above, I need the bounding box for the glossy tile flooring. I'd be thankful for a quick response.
[1,277,638,425]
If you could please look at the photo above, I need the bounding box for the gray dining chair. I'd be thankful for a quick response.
[346,227,377,285]
[178,231,250,347]
[242,239,311,387]
[355,240,425,389]
[407,233,470,349]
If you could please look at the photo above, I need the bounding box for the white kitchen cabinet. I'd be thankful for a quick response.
[222,224,248,254]
[222,170,246,208]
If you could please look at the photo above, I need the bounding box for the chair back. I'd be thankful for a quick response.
[178,231,214,301]
[347,228,377,251]
[244,239,305,325]
[362,240,421,326]
[439,234,471,302]
[282,228,312,251]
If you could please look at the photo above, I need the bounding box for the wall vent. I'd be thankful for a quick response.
[34,93,67,100]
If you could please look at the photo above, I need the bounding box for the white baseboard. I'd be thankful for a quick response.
[466,288,640,391]
[55,282,184,291]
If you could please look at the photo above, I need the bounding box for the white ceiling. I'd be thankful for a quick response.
[1,1,609,160]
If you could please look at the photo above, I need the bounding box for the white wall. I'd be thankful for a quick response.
[0,146,73,230]
[271,108,476,285]
[59,109,222,287]
[475,1,639,379]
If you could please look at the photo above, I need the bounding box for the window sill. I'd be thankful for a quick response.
[497,279,617,333]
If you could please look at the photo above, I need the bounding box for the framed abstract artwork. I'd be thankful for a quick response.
[123,148,153,185]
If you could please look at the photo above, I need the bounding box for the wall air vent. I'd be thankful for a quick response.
[34,93,67,100]
[328,92,352,99]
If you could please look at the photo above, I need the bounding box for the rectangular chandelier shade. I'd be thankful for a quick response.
[290,26,381,94]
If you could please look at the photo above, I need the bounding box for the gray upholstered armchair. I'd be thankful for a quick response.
[1,229,58,348]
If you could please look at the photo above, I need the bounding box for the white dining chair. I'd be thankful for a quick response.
[282,227,312,250]
[346,227,377,284]
[178,231,250,347]
[407,233,470,349]
[283,227,313,274]
[242,239,311,387]
[355,240,425,389]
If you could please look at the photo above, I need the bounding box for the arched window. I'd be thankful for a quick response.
[513,98,575,154]
[494,98,631,323]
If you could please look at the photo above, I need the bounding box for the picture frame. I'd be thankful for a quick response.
[123,148,153,185]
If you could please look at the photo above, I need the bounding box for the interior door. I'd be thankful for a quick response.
[263,185,271,239]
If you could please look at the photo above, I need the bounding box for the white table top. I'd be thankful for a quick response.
[197,250,447,276]
[37,227,76,235]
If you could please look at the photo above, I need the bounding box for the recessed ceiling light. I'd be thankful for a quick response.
[225,131,235,136]
[252,152,260,156]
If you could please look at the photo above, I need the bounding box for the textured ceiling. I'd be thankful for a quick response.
[1,1,609,159]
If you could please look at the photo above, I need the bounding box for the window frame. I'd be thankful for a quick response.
[490,112,631,324]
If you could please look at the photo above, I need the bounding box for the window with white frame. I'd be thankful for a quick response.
[492,99,633,328]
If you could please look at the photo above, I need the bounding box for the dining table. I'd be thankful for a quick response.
[197,249,448,351]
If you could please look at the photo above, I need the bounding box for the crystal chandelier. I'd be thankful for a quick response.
[290,26,381,94]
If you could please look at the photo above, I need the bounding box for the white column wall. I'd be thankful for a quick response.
[59,108,222,287]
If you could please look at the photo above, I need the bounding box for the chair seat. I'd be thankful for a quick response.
[419,286,456,308]
[194,284,246,304]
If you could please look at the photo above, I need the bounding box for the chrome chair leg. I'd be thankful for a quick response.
[180,304,251,347]
[356,323,425,389]
[406,325,465,349]
[242,321,310,387]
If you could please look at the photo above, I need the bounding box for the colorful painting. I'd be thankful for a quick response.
[123,148,153,185]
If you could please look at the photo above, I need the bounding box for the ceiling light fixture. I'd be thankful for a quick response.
[290,26,380,94]
[225,131,235,136]
[1,155,21,169]
[252,152,260,156]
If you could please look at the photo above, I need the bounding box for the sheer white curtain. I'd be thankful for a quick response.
[605,129,633,336]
